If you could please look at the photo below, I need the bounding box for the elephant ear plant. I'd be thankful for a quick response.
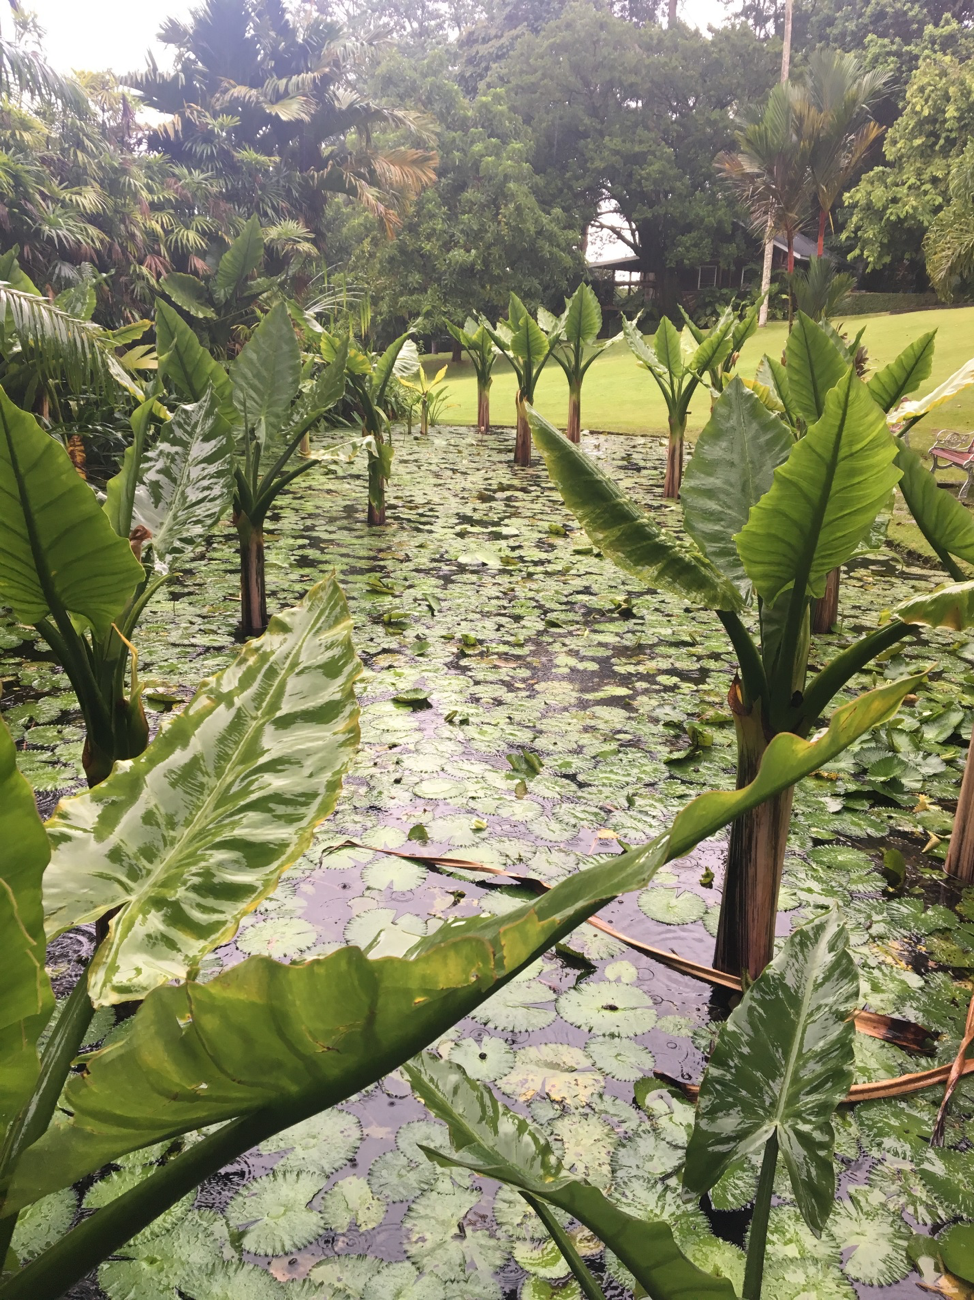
[406,908,858,1300]
[529,342,974,979]
[320,328,411,526]
[157,299,350,636]
[540,283,614,444]
[621,306,739,499]
[0,597,916,1297]
[679,297,762,398]
[0,383,234,785]
[483,294,551,467]
[755,315,974,632]
[446,317,495,431]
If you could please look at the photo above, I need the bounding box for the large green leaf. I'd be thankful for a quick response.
[736,369,901,604]
[0,387,144,633]
[563,283,602,346]
[230,302,301,445]
[621,314,669,390]
[867,332,936,413]
[373,332,411,404]
[892,578,974,630]
[528,406,741,611]
[405,1053,737,1300]
[510,313,549,393]
[681,378,793,590]
[893,436,974,567]
[0,718,53,1138]
[785,312,849,424]
[42,576,361,1006]
[213,215,263,305]
[8,670,919,1209]
[154,301,234,420]
[683,911,858,1235]
[653,316,684,382]
[103,400,155,540]
[686,305,736,377]
[159,272,216,320]
[891,358,974,427]
[757,354,801,428]
[131,391,234,572]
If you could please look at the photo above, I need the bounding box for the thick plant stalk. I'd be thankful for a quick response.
[812,567,841,633]
[298,431,312,459]
[236,513,268,637]
[477,384,490,432]
[367,451,386,526]
[566,382,582,444]
[946,715,974,884]
[514,393,532,466]
[420,397,429,437]
[714,691,794,981]
[663,413,686,499]
[742,1131,779,1299]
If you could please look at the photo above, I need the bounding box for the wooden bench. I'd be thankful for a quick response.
[930,431,974,500]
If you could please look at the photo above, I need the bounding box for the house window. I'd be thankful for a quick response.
[697,265,718,290]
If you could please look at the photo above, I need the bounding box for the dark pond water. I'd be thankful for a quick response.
[3,424,974,1299]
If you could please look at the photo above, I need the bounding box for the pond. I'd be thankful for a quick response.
[4,423,974,1300]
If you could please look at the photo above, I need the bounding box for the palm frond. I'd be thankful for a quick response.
[0,283,138,396]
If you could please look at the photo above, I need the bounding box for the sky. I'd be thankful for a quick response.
[25,0,729,76]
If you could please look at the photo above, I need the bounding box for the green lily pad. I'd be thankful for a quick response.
[587,1035,655,1082]
[638,886,708,925]
[939,1223,974,1284]
[228,1170,324,1255]
[320,1175,386,1233]
[236,917,317,960]
[497,1043,602,1105]
[829,1187,912,1287]
[260,1109,362,1177]
[447,1035,515,1081]
[11,1188,76,1262]
[471,977,557,1032]
[557,979,657,1037]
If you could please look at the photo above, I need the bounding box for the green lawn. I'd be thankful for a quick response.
[427,305,974,446]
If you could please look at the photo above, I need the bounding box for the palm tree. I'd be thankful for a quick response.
[795,50,889,257]
[132,0,438,241]
[717,81,814,280]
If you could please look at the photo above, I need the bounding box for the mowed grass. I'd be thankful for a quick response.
[426,305,974,449]
[425,304,974,565]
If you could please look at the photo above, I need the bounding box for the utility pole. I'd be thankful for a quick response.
[758,0,794,326]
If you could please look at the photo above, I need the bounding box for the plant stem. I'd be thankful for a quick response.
[743,1130,779,1300]
[514,392,532,466]
[0,1111,274,1300]
[522,1192,607,1300]
[0,974,95,1268]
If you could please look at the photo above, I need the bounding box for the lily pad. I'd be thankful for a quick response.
[228,1170,324,1255]
[556,979,657,1037]
[497,1043,603,1105]
[638,886,708,925]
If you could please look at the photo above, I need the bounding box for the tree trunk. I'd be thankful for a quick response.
[817,207,828,258]
[668,0,677,21]
[514,394,531,467]
[237,514,268,637]
[566,383,582,443]
[758,225,775,328]
[946,715,974,883]
[452,339,462,363]
[714,685,795,981]
[663,413,685,499]
[477,385,490,432]
[420,398,429,436]
[67,433,87,480]
[812,567,840,633]
[780,0,793,78]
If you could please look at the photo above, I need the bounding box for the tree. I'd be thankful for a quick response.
[794,50,889,256]
[924,142,974,299]
[330,51,583,338]
[716,81,814,285]
[130,0,438,242]
[844,41,974,279]
[491,3,779,320]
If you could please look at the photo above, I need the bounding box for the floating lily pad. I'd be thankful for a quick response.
[228,1170,324,1255]
[448,1035,516,1081]
[638,886,707,925]
[498,1043,603,1105]
[557,979,657,1037]
[587,1035,655,1082]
